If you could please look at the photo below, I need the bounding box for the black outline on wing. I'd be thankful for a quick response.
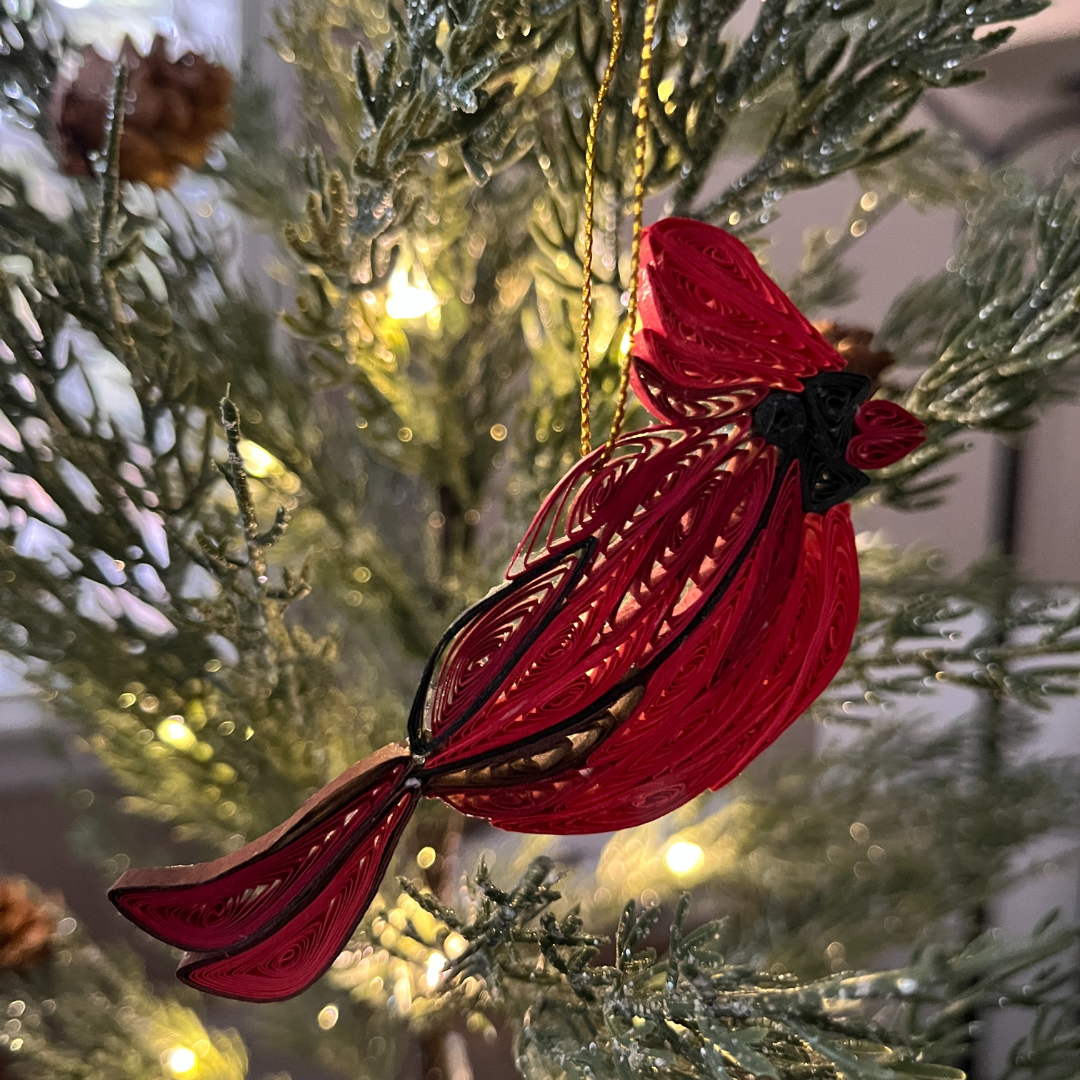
[408,537,598,757]
[419,451,794,781]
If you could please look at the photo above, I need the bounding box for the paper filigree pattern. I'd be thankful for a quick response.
[111,218,925,1002]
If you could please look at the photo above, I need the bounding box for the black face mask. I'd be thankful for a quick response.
[752,371,873,513]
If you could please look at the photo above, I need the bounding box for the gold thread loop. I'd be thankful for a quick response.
[579,0,623,458]
[607,0,657,454]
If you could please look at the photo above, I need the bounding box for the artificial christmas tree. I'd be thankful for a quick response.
[1,0,1080,1077]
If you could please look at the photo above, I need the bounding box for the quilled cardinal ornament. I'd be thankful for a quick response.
[111,0,923,1004]
[110,217,925,1001]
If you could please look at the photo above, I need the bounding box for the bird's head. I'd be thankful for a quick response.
[629,217,924,469]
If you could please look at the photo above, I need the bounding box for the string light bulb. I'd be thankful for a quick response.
[157,718,196,751]
[238,440,279,478]
[664,840,704,876]
[163,1045,198,1078]
[385,267,438,321]
[425,951,445,988]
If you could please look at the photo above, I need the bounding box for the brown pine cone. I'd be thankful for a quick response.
[50,35,232,190]
[0,878,56,972]
[815,321,897,390]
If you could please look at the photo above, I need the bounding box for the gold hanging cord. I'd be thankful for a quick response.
[578,0,622,457]
[578,0,659,458]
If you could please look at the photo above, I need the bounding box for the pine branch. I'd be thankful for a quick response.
[270,0,1045,276]
[815,543,1080,716]
[278,0,576,240]
[0,0,62,135]
[93,62,127,288]
[692,0,1046,232]
[0,149,383,849]
[407,858,1080,1080]
[876,164,1080,507]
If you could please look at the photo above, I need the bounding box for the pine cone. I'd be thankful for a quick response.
[816,321,897,390]
[0,878,56,972]
[50,35,232,190]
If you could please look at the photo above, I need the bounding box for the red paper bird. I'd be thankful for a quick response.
[110,219,925,1002]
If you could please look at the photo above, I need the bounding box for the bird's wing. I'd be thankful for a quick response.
[110,745,418,993]
[424,422,775,772]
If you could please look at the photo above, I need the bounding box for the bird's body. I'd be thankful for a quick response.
[110,219,925,1002]
[425,411,854,833]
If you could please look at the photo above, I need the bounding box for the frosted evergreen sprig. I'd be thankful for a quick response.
[877,164,1080,507]
[689,0,1047,231]
[0,0,61,133]
[420,858,1080,1080]
[819,545,1080,716]
[277,0,1046,249]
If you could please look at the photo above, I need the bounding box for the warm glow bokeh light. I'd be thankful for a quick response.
[157,717,196,751]
[664,840,705,876]
[425,951,445,988]
[238,440,279,478]
[385,268,438,320]
[164,1046,198,1077]
[443,931,466,959]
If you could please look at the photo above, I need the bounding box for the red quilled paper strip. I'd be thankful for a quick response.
[111,217,924,1003]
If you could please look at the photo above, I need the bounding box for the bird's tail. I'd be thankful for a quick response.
[109,744,420,1002]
